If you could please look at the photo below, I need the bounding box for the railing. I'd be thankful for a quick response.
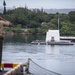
[3,58,62,75]
[2,62,30,75]
[60,36,75,40]
[3,63,24,75]
[0,63,19,69]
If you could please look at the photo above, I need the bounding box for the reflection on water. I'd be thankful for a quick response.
[2,34,75,75]
[45,45,60,55]
[3,34,45,43]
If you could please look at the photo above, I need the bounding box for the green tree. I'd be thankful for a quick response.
[60,21,75,35]
[68,11,75,23]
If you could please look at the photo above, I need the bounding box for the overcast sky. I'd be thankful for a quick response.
[0,0,75,9]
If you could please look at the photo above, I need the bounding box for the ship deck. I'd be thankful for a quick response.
[0,71,7,75]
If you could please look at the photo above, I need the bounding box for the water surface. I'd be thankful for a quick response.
[2,34,75,75]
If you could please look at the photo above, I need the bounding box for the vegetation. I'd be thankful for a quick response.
[0,7,75,35]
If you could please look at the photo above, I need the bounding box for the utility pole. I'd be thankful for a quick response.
[0,16,12,71]
[0,36,3,71]
[3,0,6,15]
[58,16,59,30]
[0,0,6,71]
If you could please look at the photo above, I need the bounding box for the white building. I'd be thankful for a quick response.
[46,30,60,42]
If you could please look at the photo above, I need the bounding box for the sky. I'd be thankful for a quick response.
[0,0,75,9]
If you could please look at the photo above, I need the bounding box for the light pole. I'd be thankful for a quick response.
[0,36,3,71]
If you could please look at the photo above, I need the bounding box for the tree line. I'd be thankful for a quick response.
[0,7,75,35]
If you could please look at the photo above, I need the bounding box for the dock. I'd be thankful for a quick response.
[31,36,75,45]
[31,40,74,45]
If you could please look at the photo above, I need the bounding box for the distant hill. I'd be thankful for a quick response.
[0,6,3,13]
[44,9,75,14]
[0,7,75,14]
[0,9,3,13]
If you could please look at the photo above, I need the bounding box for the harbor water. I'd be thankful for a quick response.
[2,34,75,75]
